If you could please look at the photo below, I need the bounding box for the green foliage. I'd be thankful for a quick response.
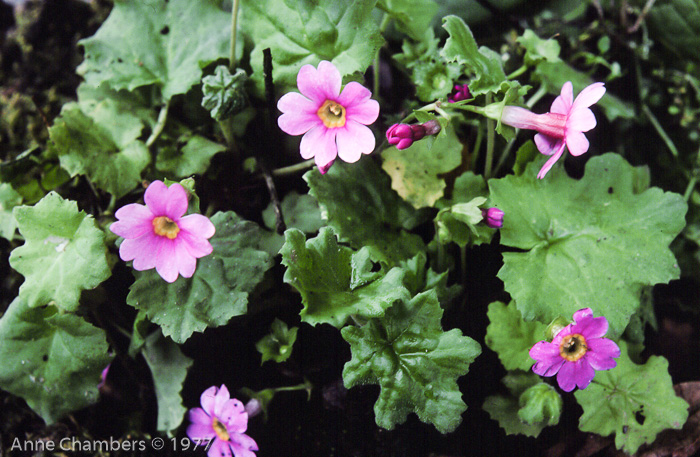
[155,130,227,178]
[241,0,383,92]
[516,30,561,66]
[262,191,324,234]
[489,153,687,337]
[342,290,481,433]
[305,159,425,265]
[575,342,689,455]
[142,330,193,432]
[126,212,273,343]
[256,318,299,364]
[280,228,411,327]
[0,183,21,241]
[485,301,545,371]
[9,192,110,312]
[201,66,249,121]
[376,0,439,41]
[435,172,496,246]
[0,298,112,424]
[48,104,150,199]
[483,372,558,438]
[645,0,700,63]
[381,121,462,208]
[78,0,231,101]
[441,15,506,96]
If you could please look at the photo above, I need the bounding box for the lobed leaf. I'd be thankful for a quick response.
[485,301,546,371]
[0,183,22,241]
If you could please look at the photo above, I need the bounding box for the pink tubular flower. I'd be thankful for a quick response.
[481,207,504,228]
[277,60,380,174]
[500,81,605,179]
[110,181,215,283]
[529,308,620,392]
[187,385,258,457]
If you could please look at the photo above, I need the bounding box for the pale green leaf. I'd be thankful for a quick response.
[78,0,231,101]
[485,301,546,371]
[342,290,481,433]
[143,330,193,432]
[516,30,561,66]
[9,192,111,311]
[377,0,439,41]
[575,342,689,455]
[0,298,112,424]
[201,66,249,121]
[489,153,686,337]
[155,133,227,178]
[0,183,22,241]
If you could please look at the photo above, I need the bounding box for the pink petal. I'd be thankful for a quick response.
[534,133,562,156]
[586,338,620,370]
[187,423,215,443]
[300,125,338,168]
[572,308,593,322]
[339,83,380,125]
[567,107,597,132]
[335,121,376,163]
[550,82,573,115]
[530,341,564,377]
[179,230,214,258]
[573,315,608,339]
[120,235,158,269]
[189,407,212,425]
[537,144,566,179]
[219,399,247,433]
[214,385,232,418]
[500,106,540,130]
[208,439,232,457]
[201,386,219,416]
[297,61,341,103]
[277,92,318,115]
[173,240,197,279]
[145,181,188,219]
[571,82,606,112]
[179,214,216,239]
[277,93,322,136]
[566,130,590,157]
[230,433,259,457]
[154,239,179,283]
[112,204,154,239]
[571,360,596,390]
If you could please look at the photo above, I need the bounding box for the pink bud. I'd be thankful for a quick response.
[482,207,504,228]
[448,84,472,103]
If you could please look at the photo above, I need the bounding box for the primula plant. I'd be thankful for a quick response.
[1,1,700,456]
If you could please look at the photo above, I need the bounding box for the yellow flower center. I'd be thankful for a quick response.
[212,417,230,441]
[317,100,346,128]
[152,216,180,239]
[559,334,588,362]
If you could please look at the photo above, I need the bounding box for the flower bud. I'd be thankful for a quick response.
[448,84,472,103]
[518,383,562,426]
[386,123,415,150]
[481,207,504,228]
[244,398,262,418]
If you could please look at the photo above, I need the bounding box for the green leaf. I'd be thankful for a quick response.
[305,159,425,265]
[483,372,557,438]
[9,192,111,311]
[645,0,700,63]
[516,30,561,66]
[441,15,506,96]
[489,153,687,337]
[518,383,562,426]
[0,298,112,424]
[78,0,231,101]
[485,301,545,371]
[126,212,273,343]
[381,122,462,208]
[155,132,227,178]
[201,66,249,121]
[280,228,411,327]
[376,0,439,41]
[241,0,383,92]
[262,191,324,234]
[533,61,634,121]
[342,290,481,433]
[575,342,689,455]
[435,172,495,246]
[0,183,22,241]
[48,104,149,199]
[256,318,299,364]
[142,330,193,432]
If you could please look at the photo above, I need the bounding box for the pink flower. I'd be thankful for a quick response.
[386,120,441,150]
[110,180,215,283]
[448,84,472,103]
[500,82,605,179]
[277,60,380,174]
[481,207,504,228]
[529,308,620,392]
[187,385,258,457]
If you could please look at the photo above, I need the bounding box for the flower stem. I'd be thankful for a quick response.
[641,104,678,157]
[229,0,240,71]
[684,175,698,202]
[146,99,170,147]
[271,159,315,177]
[525,85,547,109]
[373,14,391,98]
[506,64,527,80]
[471,120,484,171]
[484,94,495,179]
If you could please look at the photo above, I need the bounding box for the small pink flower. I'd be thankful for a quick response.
[448,84,472,103]
[500,82,605,179]
[277,61,380,174]
[187,385,258,457]
[529,308,620,392]
[110,181,215,283]
[481,207,504,228]
[386,120,441,150]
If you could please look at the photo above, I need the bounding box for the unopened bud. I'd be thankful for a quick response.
[448,84,472,103]
[481,207,504,228]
